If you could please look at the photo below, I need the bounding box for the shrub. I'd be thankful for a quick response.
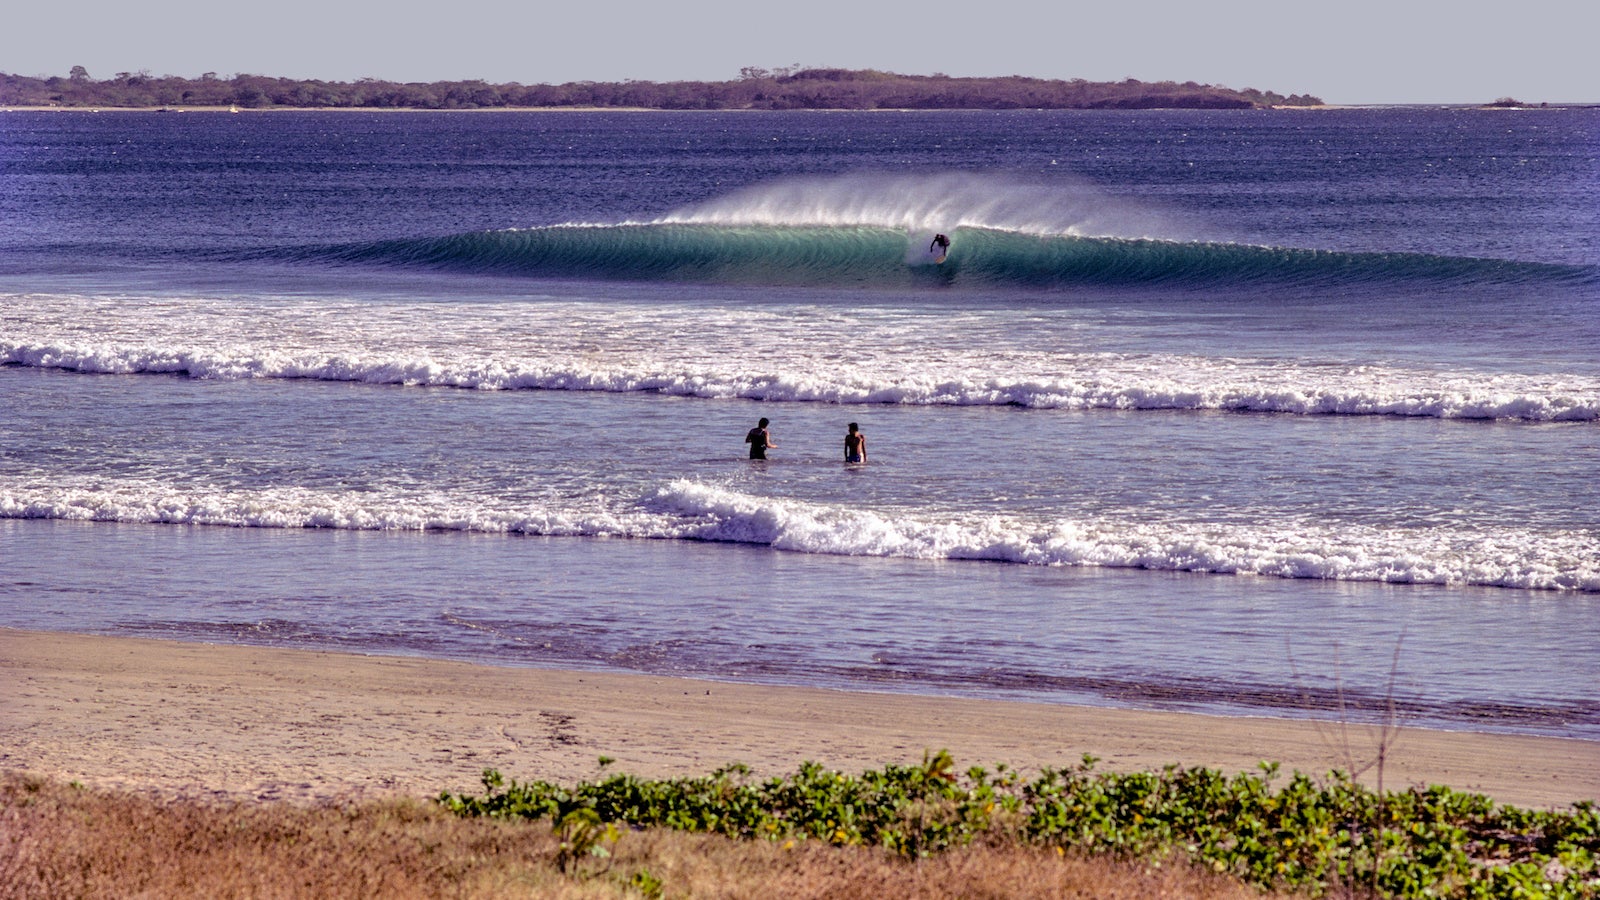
[441,754,1600,899]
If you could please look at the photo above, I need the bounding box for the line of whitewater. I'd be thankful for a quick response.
[3,476,1595,592]
[6,295,1598,422]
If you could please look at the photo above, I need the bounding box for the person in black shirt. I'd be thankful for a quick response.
[745,417,775,459]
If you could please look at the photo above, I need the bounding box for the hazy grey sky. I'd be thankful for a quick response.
[5,0,1596,104]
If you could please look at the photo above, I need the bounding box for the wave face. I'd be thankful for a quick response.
[3,476,1595,592]
[263,174,1594,290]
[6,294,1598,422]
[312,222,1592,290]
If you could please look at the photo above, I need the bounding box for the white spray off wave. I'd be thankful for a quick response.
[656,171,1205,241]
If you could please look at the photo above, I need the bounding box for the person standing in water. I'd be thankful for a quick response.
[844,422,866,463]
[746,417,775,460]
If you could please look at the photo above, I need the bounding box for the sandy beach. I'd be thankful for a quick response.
[2,628,1593,809]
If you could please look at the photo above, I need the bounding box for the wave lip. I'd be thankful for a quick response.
[5,476,1595,593]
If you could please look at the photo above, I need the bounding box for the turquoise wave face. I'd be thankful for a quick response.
[306,223,1597,290]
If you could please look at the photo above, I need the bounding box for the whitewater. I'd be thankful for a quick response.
[6,294,1596,421]
[4,473,1595,592]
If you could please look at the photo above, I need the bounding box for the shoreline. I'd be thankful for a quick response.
[2,628,1594,809]
[0,104,665,113]
[6,104,1595,114]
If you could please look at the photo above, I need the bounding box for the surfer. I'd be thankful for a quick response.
[929,233,950,254]
[844,423,866,463]
[746,417,775,460]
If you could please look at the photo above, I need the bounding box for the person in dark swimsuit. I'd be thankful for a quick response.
[844,422,866,463]
[929,233,950,254]
[745,417,775,459]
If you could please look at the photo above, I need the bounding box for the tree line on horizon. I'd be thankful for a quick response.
[0,66,1323,110]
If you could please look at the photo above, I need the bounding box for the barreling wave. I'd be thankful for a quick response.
[4,476,1596,592]
[303,222,1594,290]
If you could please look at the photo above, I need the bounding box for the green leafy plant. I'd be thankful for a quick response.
[554,807,620,874]
[439,753,1600,899]
[630,868,664,899]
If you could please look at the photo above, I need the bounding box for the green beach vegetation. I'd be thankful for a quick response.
[5,754,1593,898]
[0,66,1322,110]
[440,752,1599,899]
[0,770,1286,900]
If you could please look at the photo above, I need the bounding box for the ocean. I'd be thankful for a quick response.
[2,108,1596,740]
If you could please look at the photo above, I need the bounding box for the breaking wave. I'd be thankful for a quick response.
[270,171,1596,288]
[6,286,1598,422]
[7,335,1598,421]
[3,477,1596,592]
[303,223,1591,290]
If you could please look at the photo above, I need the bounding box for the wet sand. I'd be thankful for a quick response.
[2,628,1594,807]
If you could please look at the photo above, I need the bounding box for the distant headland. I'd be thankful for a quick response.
[0,66,1324,110]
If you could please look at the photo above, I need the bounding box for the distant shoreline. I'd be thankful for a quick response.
[0,105,667,113]
[0,67,1321,111]
[8,67,1593,111]
[4,103,1595,114]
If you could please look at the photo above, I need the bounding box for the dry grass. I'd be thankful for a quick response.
[0,773,1303,899]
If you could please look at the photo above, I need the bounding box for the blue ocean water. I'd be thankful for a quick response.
[2,108,1597,738]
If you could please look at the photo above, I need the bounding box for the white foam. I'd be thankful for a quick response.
[643,481,1600,591]
[0,476,635,536]
[4,475,1595,592]
[5,293,1597,421]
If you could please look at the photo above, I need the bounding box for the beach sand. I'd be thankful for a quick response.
[2,628,1594,808]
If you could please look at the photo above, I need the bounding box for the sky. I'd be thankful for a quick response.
[4,0,1597,105]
